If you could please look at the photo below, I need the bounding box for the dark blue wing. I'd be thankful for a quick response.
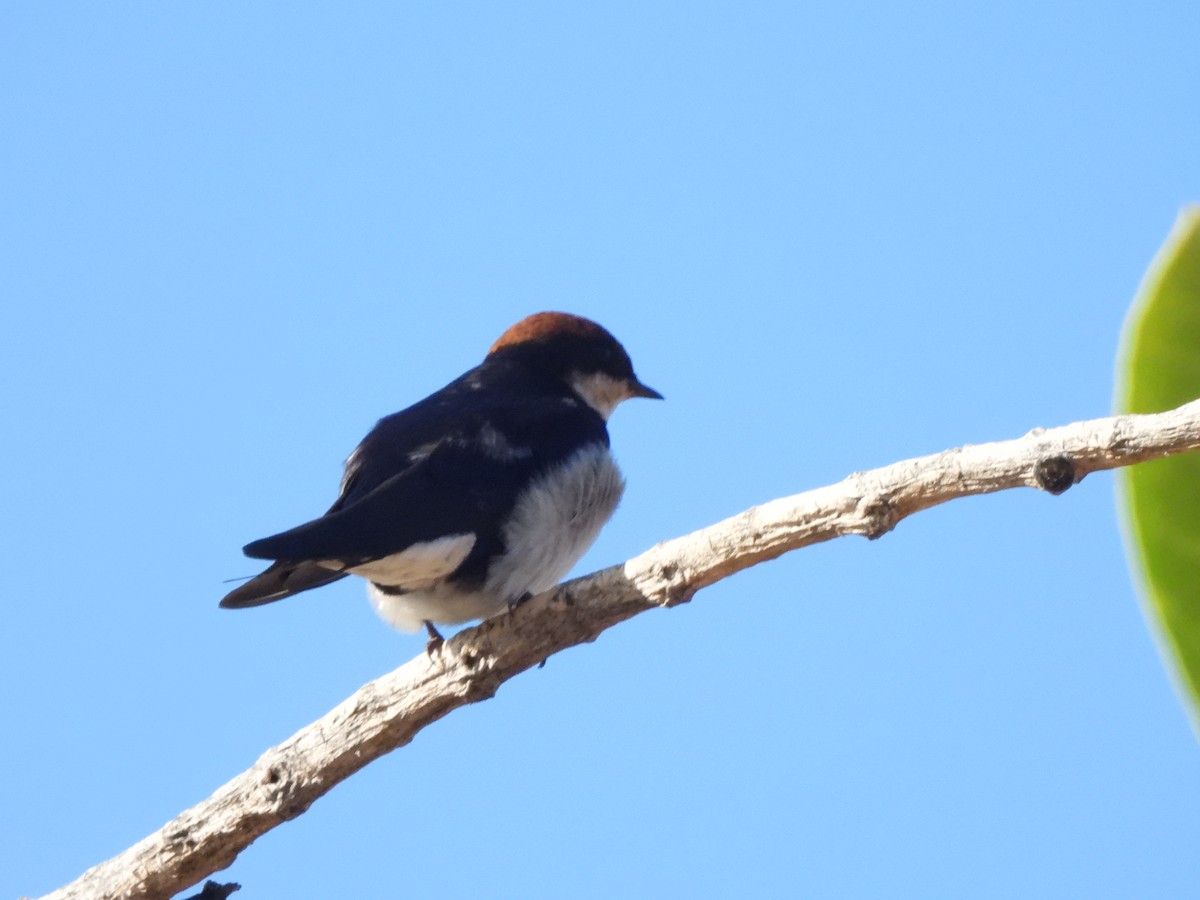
[241,357,608,567]
[241,440,532,564]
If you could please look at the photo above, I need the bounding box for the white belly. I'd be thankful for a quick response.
[368,443,625,632]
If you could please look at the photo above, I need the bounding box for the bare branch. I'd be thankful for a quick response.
[36,400,1200,900]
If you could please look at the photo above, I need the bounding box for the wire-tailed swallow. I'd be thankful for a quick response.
[220,311,661,642]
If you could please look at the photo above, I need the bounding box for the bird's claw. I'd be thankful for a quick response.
[423,620,445,655]
[507,591,533,614]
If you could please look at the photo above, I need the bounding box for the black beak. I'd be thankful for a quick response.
[628,378,664,401]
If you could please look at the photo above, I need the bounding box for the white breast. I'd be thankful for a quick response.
[486,441,626,602]
[366,442,625,633]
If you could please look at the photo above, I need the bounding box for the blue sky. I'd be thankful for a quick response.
[4,4,1200,898]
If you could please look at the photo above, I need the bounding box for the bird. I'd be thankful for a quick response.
[220,311,661,646]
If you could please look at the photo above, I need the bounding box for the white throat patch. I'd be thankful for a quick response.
[567,372,630,420]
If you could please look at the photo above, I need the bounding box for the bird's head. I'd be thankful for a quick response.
[488,312,662,419]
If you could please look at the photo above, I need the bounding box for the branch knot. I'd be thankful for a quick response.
[1033,455,1077,495]
[655,562,696,607]
[857,495,898,540]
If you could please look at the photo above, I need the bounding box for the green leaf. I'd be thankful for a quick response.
[1117,207,1200,723]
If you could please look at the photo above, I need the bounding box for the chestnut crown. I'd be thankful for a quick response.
[487,312,661,417]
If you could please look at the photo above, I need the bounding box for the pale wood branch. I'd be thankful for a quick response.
[36,399,1200,900]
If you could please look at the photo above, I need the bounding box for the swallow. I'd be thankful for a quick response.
[220,311,661,644]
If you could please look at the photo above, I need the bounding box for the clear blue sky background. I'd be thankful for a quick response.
[4,4,1199,898]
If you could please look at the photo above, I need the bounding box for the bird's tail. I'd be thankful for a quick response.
[219,560,349,608]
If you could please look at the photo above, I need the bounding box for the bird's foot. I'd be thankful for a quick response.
[507,591,533,614]
[423,620,445,655]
